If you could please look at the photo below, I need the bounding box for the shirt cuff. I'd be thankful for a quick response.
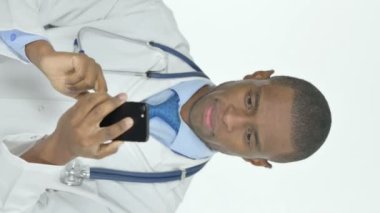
[0,29,47,62]
[2,133,46,156]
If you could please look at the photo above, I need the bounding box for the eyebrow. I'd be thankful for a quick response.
[253,128,261,152]
[254,88,261,112]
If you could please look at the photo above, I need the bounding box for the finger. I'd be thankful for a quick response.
[85,93,128,124]
[95,70,108,93]
[73,91,89,100]
[68,75,97,92]
[68,54,92,85]
[95,141,124,159]
[97,117,134,142]
[71,93,110,119]
[64,70,85,85]
[68,58,101,92]
[61,89,86,100]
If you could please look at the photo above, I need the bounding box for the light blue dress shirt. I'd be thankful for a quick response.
[0,29,46,62]
[146,79,215,159]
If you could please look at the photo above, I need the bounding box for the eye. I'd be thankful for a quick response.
[245,128,253,147]
[245,90,255,111]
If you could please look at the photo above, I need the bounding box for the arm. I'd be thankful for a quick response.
[21,92,133,165]
[26,40,108,98]
[0,29,108,98]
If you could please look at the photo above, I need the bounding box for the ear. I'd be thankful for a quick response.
[243,70,275,80]
[243,158,272,169]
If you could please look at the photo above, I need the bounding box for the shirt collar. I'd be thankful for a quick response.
[170,79,216,159]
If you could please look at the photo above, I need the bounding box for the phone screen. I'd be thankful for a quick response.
[100,102,149,142]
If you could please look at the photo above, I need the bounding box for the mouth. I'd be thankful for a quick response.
[204,102,215,134]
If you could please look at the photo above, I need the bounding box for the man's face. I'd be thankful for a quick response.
[188,79,295,161]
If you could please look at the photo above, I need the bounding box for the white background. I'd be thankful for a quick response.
[164,0,380,213]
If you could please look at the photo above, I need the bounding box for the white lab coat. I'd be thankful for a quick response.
[0,0,210,212]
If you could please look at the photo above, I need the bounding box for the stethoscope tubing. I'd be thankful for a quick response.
[75,27,209,79]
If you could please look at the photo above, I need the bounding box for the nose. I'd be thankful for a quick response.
[223,104,251,132]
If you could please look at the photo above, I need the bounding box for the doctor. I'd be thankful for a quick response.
[0,1,232,212]
[0,0,331,213]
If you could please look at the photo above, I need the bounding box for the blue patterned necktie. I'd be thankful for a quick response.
[148,92,181,133]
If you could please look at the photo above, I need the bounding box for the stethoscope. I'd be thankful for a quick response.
[74,27,209,79]
[61,27,208,186]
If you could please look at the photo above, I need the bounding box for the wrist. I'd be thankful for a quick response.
[44,133,76,165]
[25,40,55,72]
[21,134,75,165]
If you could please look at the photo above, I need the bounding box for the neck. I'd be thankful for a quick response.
[180,85,212,125]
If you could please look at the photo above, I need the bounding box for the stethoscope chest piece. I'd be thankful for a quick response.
[61,160,89,186]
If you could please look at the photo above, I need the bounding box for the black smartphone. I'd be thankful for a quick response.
[100,102,149,142]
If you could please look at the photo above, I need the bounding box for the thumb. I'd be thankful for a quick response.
[95,72,108,93]
[40,52,75,77]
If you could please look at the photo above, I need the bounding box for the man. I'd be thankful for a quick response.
[0,0,331,212]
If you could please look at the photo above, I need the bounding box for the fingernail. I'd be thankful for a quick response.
[116,93,127,101]
[125,117,134,127]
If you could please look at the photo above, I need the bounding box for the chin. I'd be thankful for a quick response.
[203,140,225,153]
[205,142,239,156]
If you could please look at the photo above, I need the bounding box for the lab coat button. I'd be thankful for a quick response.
[10,33,17,41]
[37,193,49,208]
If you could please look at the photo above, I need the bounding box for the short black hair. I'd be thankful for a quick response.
[269,76,331,163]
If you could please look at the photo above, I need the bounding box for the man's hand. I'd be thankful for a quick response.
[21,93,133,165]
[26,40,107,98]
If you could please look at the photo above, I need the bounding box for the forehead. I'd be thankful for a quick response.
[258,84,295,158]
[221,79,270,89]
